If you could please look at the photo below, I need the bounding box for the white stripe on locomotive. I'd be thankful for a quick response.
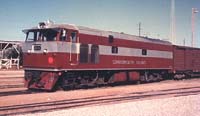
[22,42,172,59]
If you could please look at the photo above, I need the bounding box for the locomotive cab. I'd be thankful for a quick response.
[22,22,80,90]
[25,22,79,42]
[22,22,80,69]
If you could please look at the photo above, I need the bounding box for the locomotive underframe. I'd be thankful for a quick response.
[24,69,169,91]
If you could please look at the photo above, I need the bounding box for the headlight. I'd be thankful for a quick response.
[43,49,48,54]
[27,49,31,53]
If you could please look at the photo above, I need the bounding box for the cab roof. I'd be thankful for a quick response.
[22,23,79,33]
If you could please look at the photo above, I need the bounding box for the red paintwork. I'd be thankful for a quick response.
[25,72,59,90]
[23,53,172,70]
[113,72,127,82]
[129,72,140,81]
[79,33,172,51]
[23,53,67,69]
[173,45,200,72]
[112,72,140,82]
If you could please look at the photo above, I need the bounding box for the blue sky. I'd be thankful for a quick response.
[0,0,200,47]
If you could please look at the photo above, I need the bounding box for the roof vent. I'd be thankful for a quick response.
[46,20,54,25]
[38,22,46,28]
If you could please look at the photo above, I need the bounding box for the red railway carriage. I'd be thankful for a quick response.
[22,22,173,90]
[173,45,200,79]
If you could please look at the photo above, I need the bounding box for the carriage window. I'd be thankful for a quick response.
[60,29,67,41]
[142,49,147,55]
[91,45,99,63]
[80,44,89,63]
[71,32,77,42]
[112,46,118,54]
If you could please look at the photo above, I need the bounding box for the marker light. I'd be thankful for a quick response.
[48,57,54,64]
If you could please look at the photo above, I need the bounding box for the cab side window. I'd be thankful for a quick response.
[71,32,77,42]
[60,29,67,41]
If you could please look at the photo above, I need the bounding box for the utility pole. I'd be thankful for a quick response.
[138,22,141,37]
[170,0,176,44]
[191,8,198,47]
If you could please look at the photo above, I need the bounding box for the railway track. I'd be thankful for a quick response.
[0,70,24,90]
[0,85,24,89]
[1,81,200,116]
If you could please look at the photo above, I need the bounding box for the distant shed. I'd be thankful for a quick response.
[0,40,22,69]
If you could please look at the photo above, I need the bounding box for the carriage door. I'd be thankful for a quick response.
[69,31,79,65]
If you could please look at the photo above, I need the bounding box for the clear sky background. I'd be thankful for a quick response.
[0,0,200,47]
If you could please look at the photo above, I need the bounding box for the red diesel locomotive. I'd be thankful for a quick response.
[22,22,200,90]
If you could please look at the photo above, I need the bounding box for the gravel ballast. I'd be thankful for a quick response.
[18,94,200,116]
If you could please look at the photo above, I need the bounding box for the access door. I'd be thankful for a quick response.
[69,30,79,65]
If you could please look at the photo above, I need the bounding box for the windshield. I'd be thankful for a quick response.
[26,29,59,42]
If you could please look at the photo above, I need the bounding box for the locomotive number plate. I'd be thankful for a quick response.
[33,44,41,50]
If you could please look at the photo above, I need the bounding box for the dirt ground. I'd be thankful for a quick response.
[0,79,199,106]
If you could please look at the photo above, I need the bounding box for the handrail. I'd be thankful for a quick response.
[0,58,19,69]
